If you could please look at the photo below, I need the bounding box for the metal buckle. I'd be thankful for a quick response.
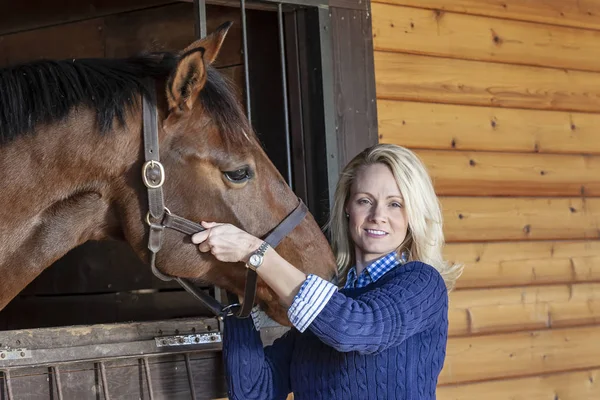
[142,160,165,189]
[221,303,241,318]
[145,207,171,227]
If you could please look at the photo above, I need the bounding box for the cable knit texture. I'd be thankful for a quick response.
[222,261,448,400]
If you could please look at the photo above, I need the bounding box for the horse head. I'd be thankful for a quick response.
[0,22,336,326]
[114,22,337,324]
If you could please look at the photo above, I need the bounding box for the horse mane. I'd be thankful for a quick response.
[0,53,252,147]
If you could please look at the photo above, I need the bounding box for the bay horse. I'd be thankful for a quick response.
[0,22,336,326]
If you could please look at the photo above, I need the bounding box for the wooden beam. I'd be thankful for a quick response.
[445,240,600,289]
[374,51,600,113]
[441,197,600,242]
[440,325,600,385]
[412,149,600,197]
[448,283,600,336]
[372,3,600,73]
[378,100,600,155]
[372,0,600,31]
[0,3,243,68]
[437,368,600,400]
[330,7,379,170]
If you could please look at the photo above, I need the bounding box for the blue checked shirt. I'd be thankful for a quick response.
[286,251,407,332]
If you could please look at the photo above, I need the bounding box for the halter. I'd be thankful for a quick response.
[141,83,308,320]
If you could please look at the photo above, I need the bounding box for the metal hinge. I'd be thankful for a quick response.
[154,332,222,348]
[0,348,32,361]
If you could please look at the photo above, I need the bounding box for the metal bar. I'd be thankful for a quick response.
[240,0,252,121]
[99,362,111,400]
[142,358,155,400]
[193,0,207,38]
[2,370,14,400]
[52,366,64,400]
[278,3,293,189]
[184,354,198,400]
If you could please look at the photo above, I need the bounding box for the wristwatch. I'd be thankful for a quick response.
[246,241,270,271]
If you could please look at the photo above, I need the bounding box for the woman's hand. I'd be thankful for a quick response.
[191,222,263,263]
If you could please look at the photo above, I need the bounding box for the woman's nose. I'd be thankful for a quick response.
[369,204,387,222]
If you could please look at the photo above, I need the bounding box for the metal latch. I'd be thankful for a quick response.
[0,348,32,361]
[154,333,222,348]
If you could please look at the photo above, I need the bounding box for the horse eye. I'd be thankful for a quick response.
[223,167,251,183]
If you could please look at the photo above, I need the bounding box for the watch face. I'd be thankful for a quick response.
[250,254,261,266]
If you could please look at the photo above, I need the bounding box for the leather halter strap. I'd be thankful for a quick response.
[141,84,308,320]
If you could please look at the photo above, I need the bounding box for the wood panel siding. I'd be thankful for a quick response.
[373,0,600,397]
[378,100,600,155]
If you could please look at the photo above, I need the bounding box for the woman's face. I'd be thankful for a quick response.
[345,163,408,265]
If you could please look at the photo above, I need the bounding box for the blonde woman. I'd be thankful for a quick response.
[192,143,463,400]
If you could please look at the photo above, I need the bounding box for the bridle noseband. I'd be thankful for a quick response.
[140,84,308,320]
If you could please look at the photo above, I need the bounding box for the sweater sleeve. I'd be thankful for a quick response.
[307,262,448,355]
[222,315,295,400]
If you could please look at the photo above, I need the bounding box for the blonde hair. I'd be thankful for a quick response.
[325,144,463,291]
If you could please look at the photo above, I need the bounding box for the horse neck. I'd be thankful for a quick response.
[0,108,142,311]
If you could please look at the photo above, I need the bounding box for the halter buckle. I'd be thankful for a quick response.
[142,160,165,189]
[145,207,171,227]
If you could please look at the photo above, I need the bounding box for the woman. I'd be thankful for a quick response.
[191,143,463,400]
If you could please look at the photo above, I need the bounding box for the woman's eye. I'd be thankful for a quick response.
[358,198,371,205]
[224,167,251,183]
[391,202,403,208]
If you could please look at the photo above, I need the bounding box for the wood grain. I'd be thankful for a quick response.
[373,0,600,31]
[413,149,600,197]
[445,240,600,289]
[440,325,600,385]
[442,197,600,242]
[374,51,600,113]
[437,368,600,400]
[448,283,600,336]
[378,100,600,154]
[372,3,600,72]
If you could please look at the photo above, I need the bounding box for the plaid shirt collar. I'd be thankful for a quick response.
[344,250,408,289]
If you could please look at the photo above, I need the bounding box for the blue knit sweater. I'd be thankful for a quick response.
[222,261,449,400]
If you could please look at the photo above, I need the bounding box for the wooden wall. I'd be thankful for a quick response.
[371,0,600,398]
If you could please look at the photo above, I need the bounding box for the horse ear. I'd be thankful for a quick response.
[166,21,233,112]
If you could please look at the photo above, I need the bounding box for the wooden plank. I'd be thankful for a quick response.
[437,368,600,400]
[0,4,242,69]
[0,0,174,36]
[372,3,600,72]
[0,317,219,349]
[442,197,600,242]
[446,240,600,289]
[440,325,600,385]
[104,3,243,67]
[374,51,600,113]
[3,353,227,399]
[413,149,600,197]
[372,0,600,31]
[331,7,379,170]
[0,18,106,67]
[448,283,600,336]
[377,100,600,155]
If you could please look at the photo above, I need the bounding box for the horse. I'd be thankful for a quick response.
[0,22,336,326]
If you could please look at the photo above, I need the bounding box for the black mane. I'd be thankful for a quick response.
[0,53,251,146]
